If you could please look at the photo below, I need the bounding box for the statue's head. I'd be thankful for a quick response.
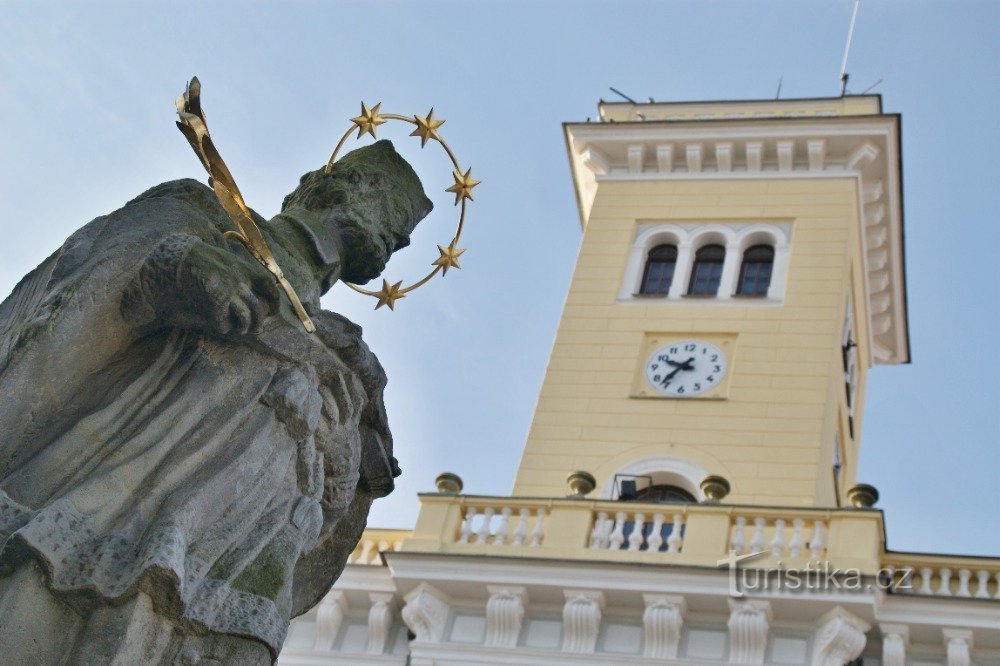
[281,140,433,285]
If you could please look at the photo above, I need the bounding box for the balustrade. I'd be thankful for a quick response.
[588,510,685,553]
[729,514,826,559]
[884,562,1000,600]
[456,504,547,547]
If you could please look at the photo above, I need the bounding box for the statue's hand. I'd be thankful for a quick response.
[124,233,279,336]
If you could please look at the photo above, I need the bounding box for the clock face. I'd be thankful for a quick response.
[644,340,728,397]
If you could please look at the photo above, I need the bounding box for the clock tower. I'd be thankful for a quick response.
[512,95,907,508]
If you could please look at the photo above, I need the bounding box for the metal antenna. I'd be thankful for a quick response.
[860,78,883,95]
[839,0,861,96]
[775,75,783,99]
[609,86,638,104]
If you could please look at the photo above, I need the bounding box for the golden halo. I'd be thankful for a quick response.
[324,103,480,310]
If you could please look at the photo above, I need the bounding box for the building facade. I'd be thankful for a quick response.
[278,96,1000,666]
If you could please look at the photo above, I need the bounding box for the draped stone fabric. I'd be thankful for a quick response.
[0,141,430,664]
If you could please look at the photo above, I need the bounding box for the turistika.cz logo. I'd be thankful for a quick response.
[716,550,913,598]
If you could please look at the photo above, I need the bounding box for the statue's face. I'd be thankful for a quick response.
[336,205,420,284]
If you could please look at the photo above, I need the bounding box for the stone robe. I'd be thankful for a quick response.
[0,176,403,664]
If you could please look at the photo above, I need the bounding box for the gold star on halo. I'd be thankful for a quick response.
[351,102,386,139]
[373,279,405,310]
[432,244,466,275]
[445,167,480,205]
[410,108,445,147]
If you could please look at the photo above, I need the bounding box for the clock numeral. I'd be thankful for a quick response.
[684,344,696,351]
[713,365,721,372]
[694,383,701,391]
[651,363,659,371]
[669,347,678,354]
[653,374,661,382]
[660,380,671,388]
[707,375,715,382]
[677,386,685,394]
[711,354,718,362]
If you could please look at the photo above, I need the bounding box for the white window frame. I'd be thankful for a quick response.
[618,221,791,305]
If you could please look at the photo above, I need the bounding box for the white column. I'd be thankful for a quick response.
[401,583,450,643]
[943,628,973,666]
[313,591,347,650]
[811,606,870,666]
[642,594,685,659]
[727,599,770,664]
[768,242,791,300]
[880,623,909,666]
[669,242,694,298]
[562,590,604,654]
[366,593,396,654]
[484,586,527,648]
[718,240,740,301]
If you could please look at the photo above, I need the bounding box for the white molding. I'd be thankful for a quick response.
[642,593,685,659]
[685,143,703,173]
[367,593,397,654]
[314,590,348,650]
[727,598,771,664]
[776,140,794,172]
[716,142,734,173]
[484,585,527,648]
[627,144,645,174]
[562,590,605,653]
[943,628,973,666]
[401,582,450,643]
[880,622,909,666]
[618,221,791,305]
[811,606,870,666]
[656,144,674,173]
[808,139,826,171]
[597,455,709,501]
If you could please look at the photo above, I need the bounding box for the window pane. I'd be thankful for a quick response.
[640,244,677,295]
[737,244,774,296]
[688,244,725,295]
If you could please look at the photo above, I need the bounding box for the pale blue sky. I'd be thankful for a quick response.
[1,1,997,556]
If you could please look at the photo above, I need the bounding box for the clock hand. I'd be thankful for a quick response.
[663,358,696,381]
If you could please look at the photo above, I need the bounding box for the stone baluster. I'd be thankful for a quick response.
[956,569,972,597]
[609,512,627,550]
[628,513,646,551]
[377,539,389,556]
[493,507,512,546]
[366,593,395,654]
[769,519,786,557]
[529,508,545,547]
[937,568,952,596]
[974,570,991,599]
[642,594,685,659]
[667,513,684,553]
[918,567,933,595]
[359,539,376,565]
[475,507,495,544]
[730,516,747,555]
[647,513,665,552]
[588,512,607,549]
[562,590,604,654]
[749,517,766,553]
[512,508,530,546]
[788,519,804,558]
[458,507,476,544]
[809,520,826,559]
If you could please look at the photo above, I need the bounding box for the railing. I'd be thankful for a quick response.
[457,504,548,547]
[404,493,897,570]
[728,514,827,559]
[588,510,684,553]
[883,554,1000,600]
[347,528,411,565]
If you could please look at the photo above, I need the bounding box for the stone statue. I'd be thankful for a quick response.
[0,139,432,664]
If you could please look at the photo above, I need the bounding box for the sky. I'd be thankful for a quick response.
[1,1,998,556]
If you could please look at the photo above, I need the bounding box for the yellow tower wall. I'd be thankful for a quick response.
[513,177,868,507]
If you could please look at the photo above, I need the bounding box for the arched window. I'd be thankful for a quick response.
[687,244,725,296]
[635,484,697,504]
[639,244,677,295]
[736,244,774,296]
